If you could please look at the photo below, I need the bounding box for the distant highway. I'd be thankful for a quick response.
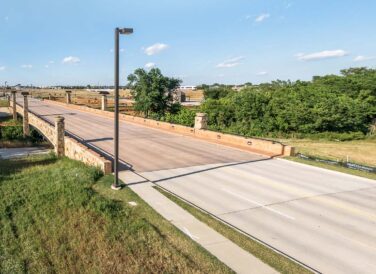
[20,97,376,274]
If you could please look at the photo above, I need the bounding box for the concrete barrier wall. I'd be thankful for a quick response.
[12,102,112,174]
[43,99,294,157]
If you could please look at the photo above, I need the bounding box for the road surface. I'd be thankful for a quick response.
[20,97,376,274]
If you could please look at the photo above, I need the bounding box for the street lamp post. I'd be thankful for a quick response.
[112,27,133,190]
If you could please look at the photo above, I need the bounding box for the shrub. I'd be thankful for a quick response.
[0,125,24,140]
[161,108,196,127]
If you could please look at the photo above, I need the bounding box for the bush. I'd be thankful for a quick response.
[0,125,24,140]
[0,122,45,143]
[161,108,196,127]
[203,86,234,100]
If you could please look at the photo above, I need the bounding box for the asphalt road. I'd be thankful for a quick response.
[21,97,376,274]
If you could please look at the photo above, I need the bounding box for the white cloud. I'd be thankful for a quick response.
[4,16,9,21]
[21,64,32,69]
[62,56,80,64]
[0,66,5,71]
[49,60,55,64]
[353,55,376,62]
[296,49,349,61]
[216,56,245,68]
[144,43,168,56]
[256,71,268,76]
[255,13,270,22]
[145,62,155,69]
[45,65,49,68]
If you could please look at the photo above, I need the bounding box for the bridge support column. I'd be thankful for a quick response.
[6,94,10,107]
[99,91,109,111]
[11,90,17,120]
[194,113,208,130]
[55,116,65,156]
[21,92,30,137]
[66,90,72,104]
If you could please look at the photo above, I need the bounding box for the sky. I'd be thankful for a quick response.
[1,0,376,86]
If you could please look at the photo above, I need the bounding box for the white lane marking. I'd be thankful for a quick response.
[182,227,200,240]
[336,231,376,251]
[221,188,295,220]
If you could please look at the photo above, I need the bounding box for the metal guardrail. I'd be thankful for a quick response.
[296,153,376,173]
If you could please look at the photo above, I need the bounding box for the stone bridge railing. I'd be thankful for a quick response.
[43,99,295,157]
[10,99,112,174]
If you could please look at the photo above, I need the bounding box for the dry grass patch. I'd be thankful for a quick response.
[279,138,376,167]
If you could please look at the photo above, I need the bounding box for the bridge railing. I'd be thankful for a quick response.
[10,100,112,174]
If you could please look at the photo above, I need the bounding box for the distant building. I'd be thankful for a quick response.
[179,85,197,90]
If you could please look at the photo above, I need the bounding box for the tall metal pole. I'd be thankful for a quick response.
[112,27,121,190]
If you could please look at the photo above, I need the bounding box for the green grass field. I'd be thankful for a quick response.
[0,99,8,107]
[0,154,231,273]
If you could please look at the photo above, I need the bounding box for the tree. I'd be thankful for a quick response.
[127,68,182,117]
[203,86,233,100]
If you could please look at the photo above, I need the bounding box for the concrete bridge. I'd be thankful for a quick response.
[6,92,376,274]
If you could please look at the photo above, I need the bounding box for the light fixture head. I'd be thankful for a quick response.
[118,28,133,35]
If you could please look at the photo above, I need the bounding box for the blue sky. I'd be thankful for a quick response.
[1,0,376,86]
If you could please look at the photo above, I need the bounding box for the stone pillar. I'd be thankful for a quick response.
[66,90,72,104]
[21,92,30,137]
[194,113,208,130]
[55,116,65,156]
[6,94,10,107]
[48,93,52,100]
[99,91,109,111]
[11,90,17,120]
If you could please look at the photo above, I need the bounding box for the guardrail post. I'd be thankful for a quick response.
[11,90,17,120]
[65,90,72,104]
[99,91,109,111]
[21,91,30,137]
[55,116,65,156]
[194,113,208,130]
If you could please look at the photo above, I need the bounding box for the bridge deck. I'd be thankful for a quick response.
[21,98,266,172]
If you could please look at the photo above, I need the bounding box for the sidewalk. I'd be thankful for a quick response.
[119,171,277,274]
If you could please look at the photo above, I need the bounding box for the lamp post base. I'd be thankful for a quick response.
[111,184,122,190]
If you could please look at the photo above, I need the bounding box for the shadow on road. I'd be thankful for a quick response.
[127,157,272,186]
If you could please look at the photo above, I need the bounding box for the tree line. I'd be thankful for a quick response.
[128,67,376,140]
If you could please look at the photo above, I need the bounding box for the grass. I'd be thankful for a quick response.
[0,99,9,108]
[0,154,232,273]
[155,187,312,274]
[278,138,376,167]
[286,156,376,180]
[0,117,50,149]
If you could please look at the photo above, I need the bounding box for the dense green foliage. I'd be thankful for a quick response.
[161,108,197,127]
[0,155,230,273]
[203,86,233,100]
[131,67,375,140]
[0,118,44,142]
[128,68,182,117]
[201,68,376,138]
